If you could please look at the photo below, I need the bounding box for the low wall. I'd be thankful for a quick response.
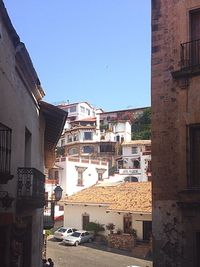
[107,233,136,251]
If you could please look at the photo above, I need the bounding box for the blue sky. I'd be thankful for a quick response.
[4,0,151,111]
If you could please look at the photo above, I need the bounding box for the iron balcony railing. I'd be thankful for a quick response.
[17,167,45,208]
[0,123,12,183]
[181,39,200,69]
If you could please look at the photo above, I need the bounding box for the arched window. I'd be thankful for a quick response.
[82,146,94,154]
[69,147,78,155]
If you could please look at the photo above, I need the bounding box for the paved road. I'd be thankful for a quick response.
[46,238,152,267]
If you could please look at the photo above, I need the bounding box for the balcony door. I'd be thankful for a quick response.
[190,10,200,66]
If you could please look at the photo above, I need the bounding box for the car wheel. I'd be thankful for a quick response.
[75,241,79,246]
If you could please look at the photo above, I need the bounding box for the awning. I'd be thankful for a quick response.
[39,101,68,168]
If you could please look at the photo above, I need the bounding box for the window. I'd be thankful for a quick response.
[83,146,94,154]
[190,10,200,66]
[84,132,92,140]
[86,109,90,115]
[80,106,85,113]
[67,135,72,142]
[69,106,76,113]
[77,171,83,186]
[190,9,200,41]
[133,159,140,169]
[25,128,32,167]
[61,139,65,146]
[188,124,200,188]
[123,214,132,234]
[73,134,79,142]
[55,170,59,180]
[59,205,64,211]
[145,145,151,152]
[69,148,78,155]
[0,123,12,177]
[98,173,103,181]
[132,147,138,154]
[82,214,89,230]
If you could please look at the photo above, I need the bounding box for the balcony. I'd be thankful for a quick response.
[0,123,13,184]
[172,39,200,79]
[17,167,45,209]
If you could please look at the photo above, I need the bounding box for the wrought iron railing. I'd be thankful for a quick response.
[0,123,12,179]
[17,168,45,205]
[181,39,200,69]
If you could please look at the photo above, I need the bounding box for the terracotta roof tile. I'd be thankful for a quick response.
[60,182,152,214]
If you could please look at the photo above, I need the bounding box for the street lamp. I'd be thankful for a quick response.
[54,185,63,201]
[50,185,63,223]
[44,185,63,229]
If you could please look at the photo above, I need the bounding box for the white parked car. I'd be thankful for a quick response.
[62,230,94,246]
[53,227,77,241]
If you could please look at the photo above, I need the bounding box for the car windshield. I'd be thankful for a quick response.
[71,232,81,237]
[57,228,66,233]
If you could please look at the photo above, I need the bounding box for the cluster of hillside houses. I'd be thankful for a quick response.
[45,101,152,242]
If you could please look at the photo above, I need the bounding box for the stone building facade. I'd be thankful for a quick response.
[152,0,200,266]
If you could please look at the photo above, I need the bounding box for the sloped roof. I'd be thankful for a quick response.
[60,182,152,214]
[122,140,151,146]
[73,117,96,122]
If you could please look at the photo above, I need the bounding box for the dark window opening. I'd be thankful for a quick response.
[188,124,200,188]
[25,128,32,167]
[0,123,12,176]
[82,215,89,230]
[84,132,92,140]
[123,215,132,234]
[83,146,94,154]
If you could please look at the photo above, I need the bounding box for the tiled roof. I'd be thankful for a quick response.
[60,182,152,214]
[122,140,151,146]
[74,117,96,122]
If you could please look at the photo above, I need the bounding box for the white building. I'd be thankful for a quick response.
[55,156,108,196]
[117,140,151,182]
[60,182,152,241]
[57,101,103,129]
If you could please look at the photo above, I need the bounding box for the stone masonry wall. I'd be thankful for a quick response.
[107,234,136,251]
[152,0,200,266]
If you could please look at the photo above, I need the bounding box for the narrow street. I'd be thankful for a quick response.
[46,238,152,267]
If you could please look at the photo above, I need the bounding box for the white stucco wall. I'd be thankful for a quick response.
[63,204,151,240]
[56,157,108,196]
[121,144,151,182]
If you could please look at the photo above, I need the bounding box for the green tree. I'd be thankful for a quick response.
[131,107,151,140]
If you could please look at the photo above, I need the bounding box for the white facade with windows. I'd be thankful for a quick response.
[55,156,108,196]
[117,140,151,182]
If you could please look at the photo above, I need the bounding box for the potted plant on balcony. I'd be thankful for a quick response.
[106,223,115,234]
